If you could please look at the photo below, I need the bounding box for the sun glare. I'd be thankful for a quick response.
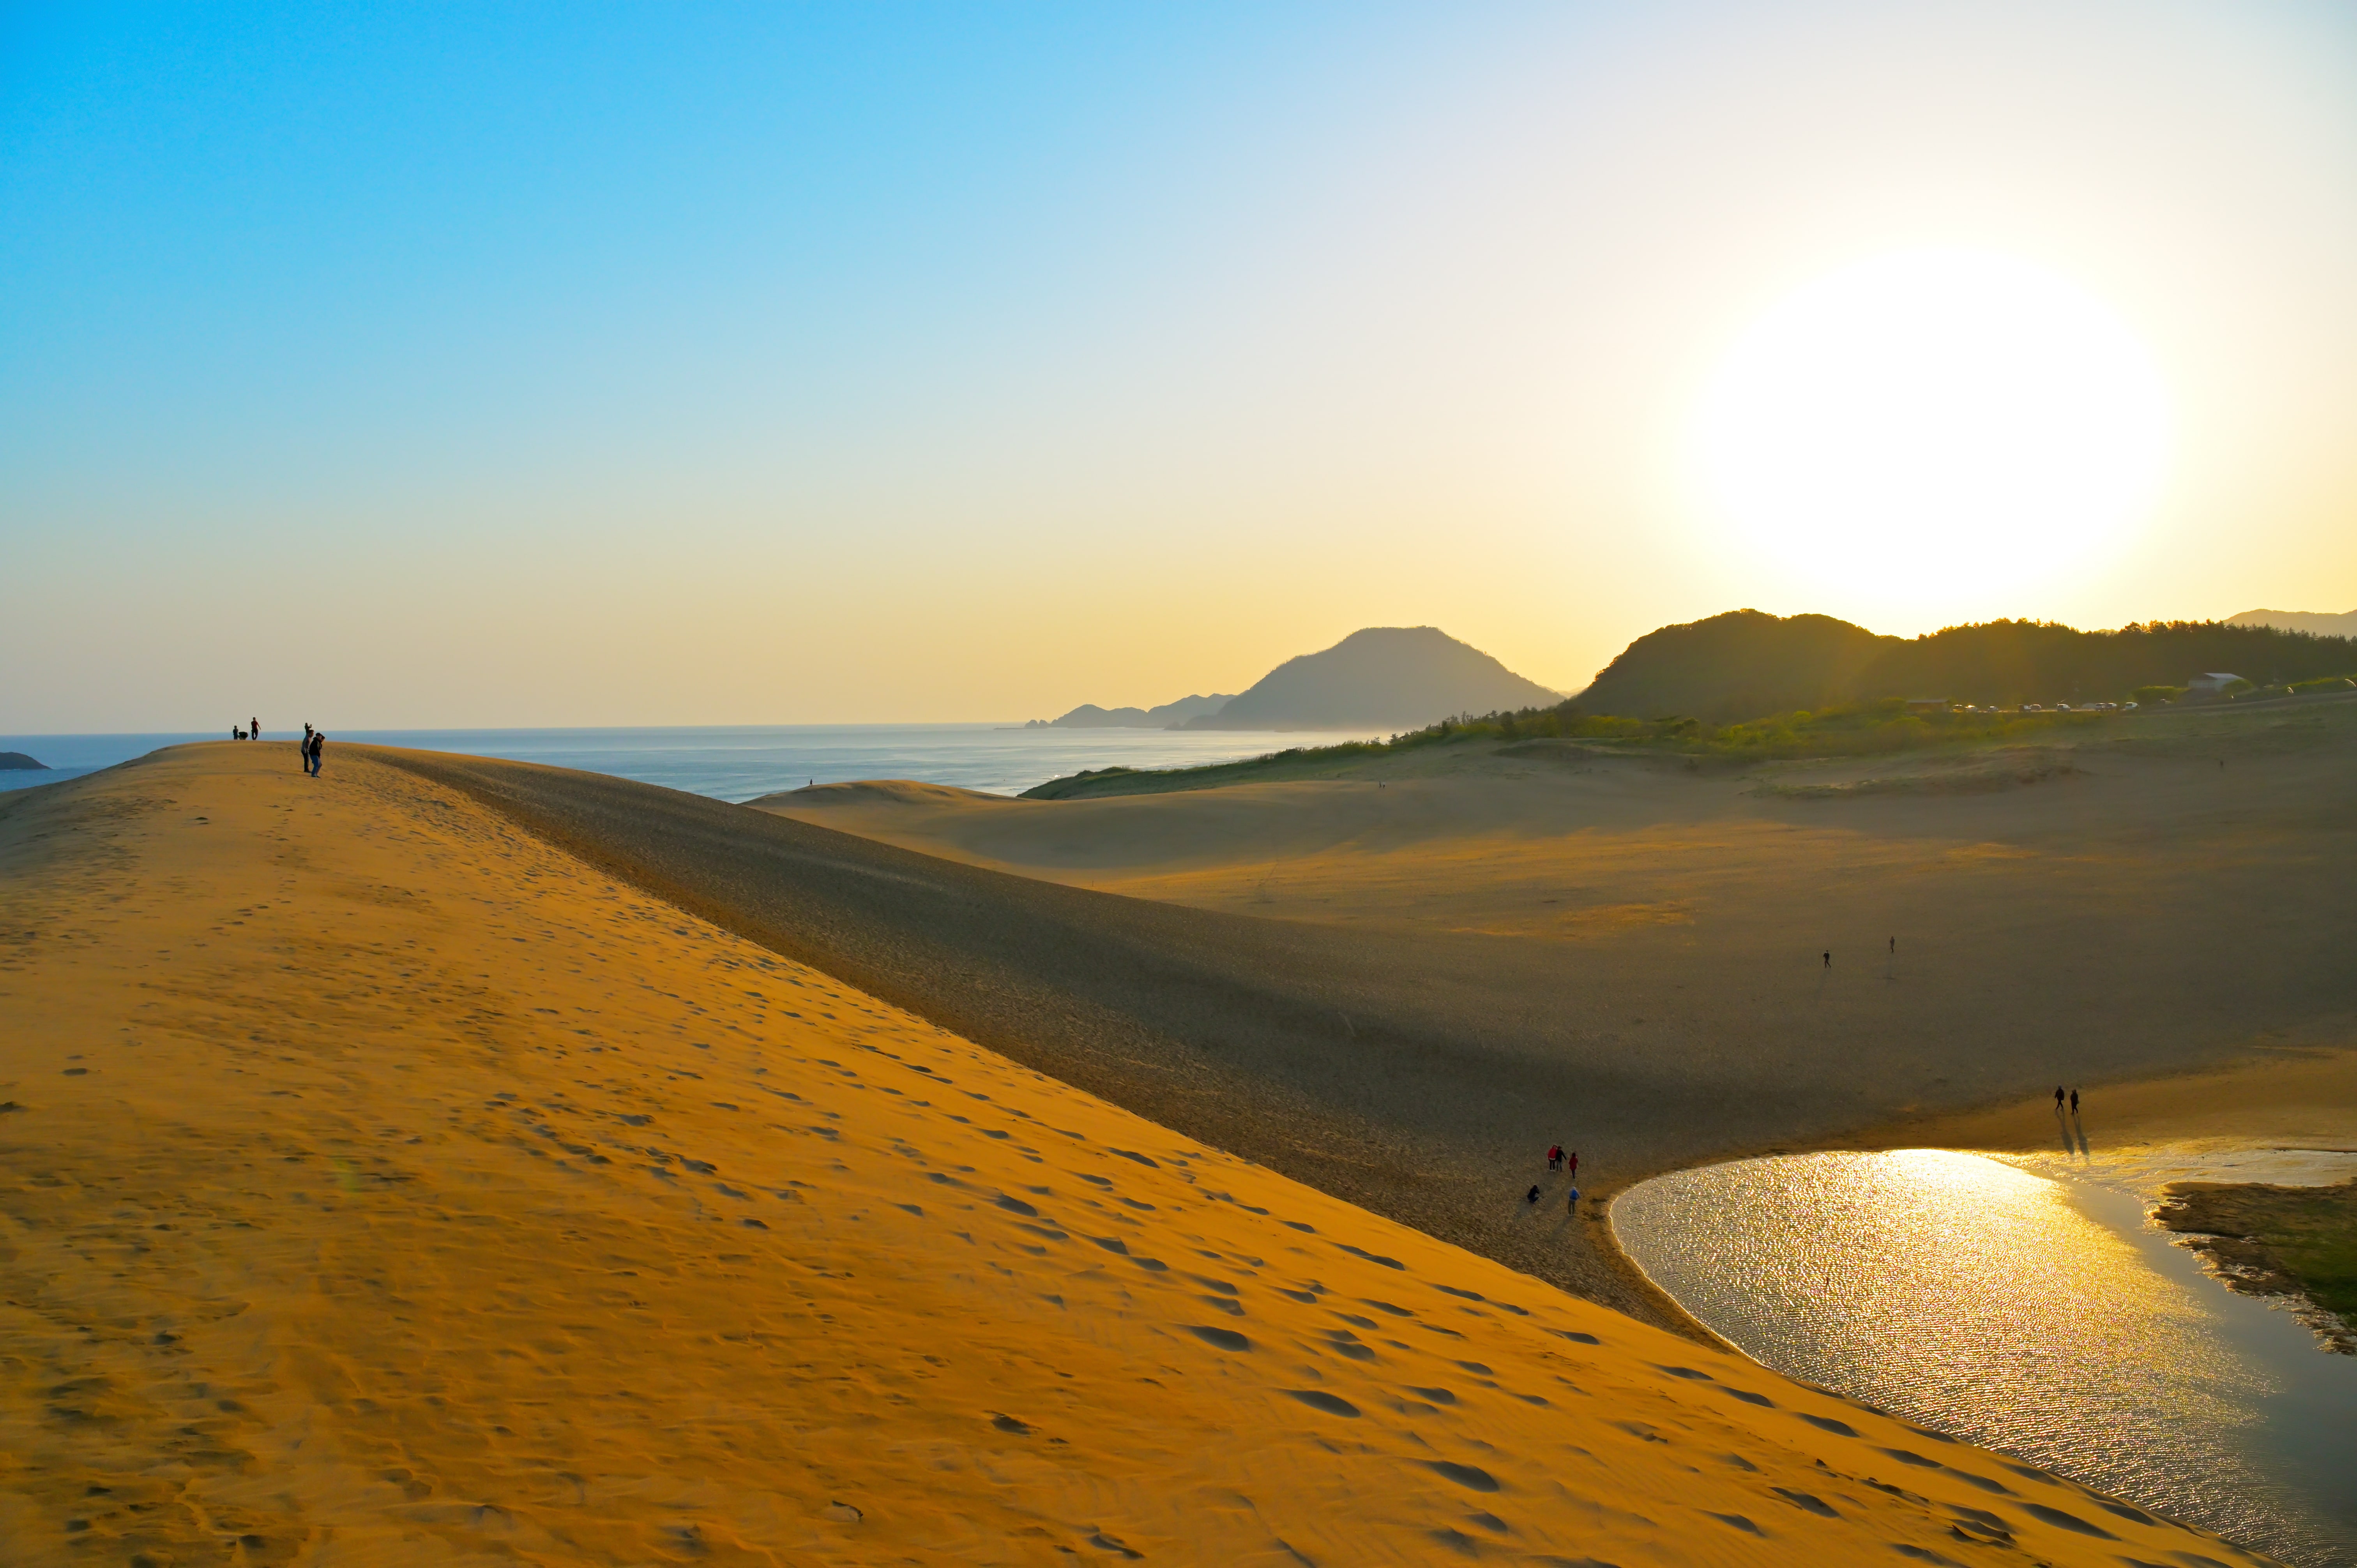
[1690,249,2172,604]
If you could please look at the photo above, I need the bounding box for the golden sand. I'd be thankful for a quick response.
[0,745,2265,1563]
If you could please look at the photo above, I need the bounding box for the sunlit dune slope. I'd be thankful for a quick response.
[0,745,2257,1565]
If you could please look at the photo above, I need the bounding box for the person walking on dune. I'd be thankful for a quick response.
[1566,1186,1580,1214]
[2069,1088,2080,1116]
[251,715,260,741]
[2054,1086,2066,1112]
[1823,950,1831,969]
[307,730,325,777]
[1567,1150,1578,1180]
[301,723,314,770]
[1525,1185,1541,1205]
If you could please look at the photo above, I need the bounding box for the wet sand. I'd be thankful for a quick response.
[0,741,2246,1563]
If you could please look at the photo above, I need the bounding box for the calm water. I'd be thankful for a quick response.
[0,724,1381,801]
[1613,1150,2357,1566]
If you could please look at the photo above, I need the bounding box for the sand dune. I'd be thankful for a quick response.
[753,704,2357,1152]
[0,743,2258,1563]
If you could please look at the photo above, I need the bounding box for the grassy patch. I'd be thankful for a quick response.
[2155,1179,2357,1347]
[1020,698,2112,799]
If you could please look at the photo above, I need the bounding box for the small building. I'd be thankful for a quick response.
[2184,672,2246,699]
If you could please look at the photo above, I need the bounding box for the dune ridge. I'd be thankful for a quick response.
[0,742,2264,1564]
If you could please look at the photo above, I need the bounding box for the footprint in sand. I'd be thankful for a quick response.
[1282,1390,1359,1418]
[1424,1461,1498,1493]
[2016,1503,2118,1539]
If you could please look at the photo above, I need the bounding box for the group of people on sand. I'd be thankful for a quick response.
[224,719,329,773]
[1526,1144,1581,1214]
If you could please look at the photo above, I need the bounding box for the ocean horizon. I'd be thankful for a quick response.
[0,723,1386,802]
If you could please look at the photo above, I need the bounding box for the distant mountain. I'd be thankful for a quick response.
[0,751,47,771]
[1183,627,1560,731]
[1575,609,2357,719]
[1577,611,1896,724]
[2229,607,2357,639]
[1027,694,1235,729]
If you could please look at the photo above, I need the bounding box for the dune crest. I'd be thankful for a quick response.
[0,743,2244,1564]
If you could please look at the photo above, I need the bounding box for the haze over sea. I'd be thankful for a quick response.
[0,725,1380,802]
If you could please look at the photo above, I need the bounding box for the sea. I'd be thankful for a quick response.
[0,724,1383,802]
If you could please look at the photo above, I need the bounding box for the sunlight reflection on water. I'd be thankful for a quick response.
[1613,1150,2351,1566]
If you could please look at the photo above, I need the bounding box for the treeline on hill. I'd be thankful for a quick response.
[1578,610,2357,723]
[1378,698,2110,763]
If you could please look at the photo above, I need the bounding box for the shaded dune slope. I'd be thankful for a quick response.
[376,722,2357,1332]
[371,748,1692,1325]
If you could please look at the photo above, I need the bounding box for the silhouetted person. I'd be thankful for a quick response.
[251,716,259,740]
[1823,950,1831,968]
[1889,936,1896,955]
[231,726,241,740]
[2055,1086,2066,1112]
[1526,1185,1541,1205]
[2070,1088,2080,1116]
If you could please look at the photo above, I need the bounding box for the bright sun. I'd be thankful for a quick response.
[1691,248,2172,604]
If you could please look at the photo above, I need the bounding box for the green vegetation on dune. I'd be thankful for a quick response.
[2155,1180,2357,1349]
[1020,697,2112,798]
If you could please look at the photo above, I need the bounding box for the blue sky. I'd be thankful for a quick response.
[7,2,2356,727]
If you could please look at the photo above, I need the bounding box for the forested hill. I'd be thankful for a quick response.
[1579,610,2357,720]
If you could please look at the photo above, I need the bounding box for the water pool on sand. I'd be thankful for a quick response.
[1612,1149,2357,1567]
